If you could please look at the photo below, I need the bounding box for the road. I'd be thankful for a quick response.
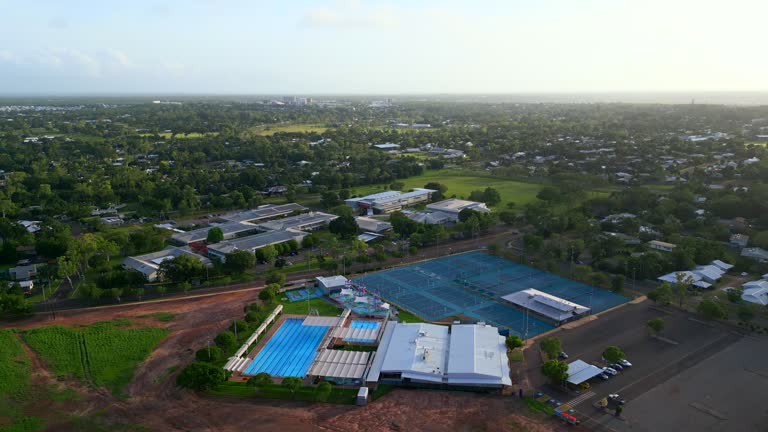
[30,228,520,315]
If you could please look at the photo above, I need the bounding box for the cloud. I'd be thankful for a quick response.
[0,48,140,78]
[301,0,399,29]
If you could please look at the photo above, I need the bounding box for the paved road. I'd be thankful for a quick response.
[31,228,520,315]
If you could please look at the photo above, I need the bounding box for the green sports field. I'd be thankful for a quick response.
[349,169,545,208]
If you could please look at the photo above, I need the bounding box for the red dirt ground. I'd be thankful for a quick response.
[5,289,557,432]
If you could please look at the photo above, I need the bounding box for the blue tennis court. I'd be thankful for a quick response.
[354,251,628,337]
[245,319,328,377]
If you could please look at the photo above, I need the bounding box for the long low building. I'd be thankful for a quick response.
[122,246,213,281]
[171,221,262,245]
[426,198,490,222]
[207,229,307,262]
[366,321,511,388]
[257,211,338,232]
[501,289,590,324]
[217,203,307,224]
[346,189,435,214]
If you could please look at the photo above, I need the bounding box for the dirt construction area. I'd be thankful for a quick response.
[5,289,560,432]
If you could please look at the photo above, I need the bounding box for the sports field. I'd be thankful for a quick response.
[354,252,628,337]
[244,123,328,136]
[350,169,544,208]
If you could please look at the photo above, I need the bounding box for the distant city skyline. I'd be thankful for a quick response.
[1,0,766,95]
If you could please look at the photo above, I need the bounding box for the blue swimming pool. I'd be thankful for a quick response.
[350,321,381,330]
[244,319,328,377]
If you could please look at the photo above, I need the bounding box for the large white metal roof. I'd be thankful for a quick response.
[446,324,512,386]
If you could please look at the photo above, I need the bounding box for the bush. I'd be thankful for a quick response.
[265,272,286,287]
[244,311,262,323]
[176,362,226,391]
[195,346,224,362]
[506,335,523,349]
[214,331,236,350]
[229,320,249,335]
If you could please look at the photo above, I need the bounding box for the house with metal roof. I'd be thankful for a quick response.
[121,246,213,282]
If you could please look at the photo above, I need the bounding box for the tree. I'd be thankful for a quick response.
[176,362,226,391]
[57,255,77,287]
[214,331,237,350]
[315,381,333,402]
[697,299,726,321]
[506,335,523,349]
[647,318,664,335]
[541,359,569,385]
[726,287,744,303]
[247,372,273,394]
[265,272,286,287]
[602,346,625,363]
[206,227,224,243]
[611,275,625,293]
[282,376,302,397]
[539,336,561,359]
[254,245,277,263]
[159,255,206,283]
[258,288,275,303]
[328,214,358,240]
[647,282,673,305]
[195,345,224,362]
[224,250,256,274]
[675,272,693,307]
[424,182,447,201]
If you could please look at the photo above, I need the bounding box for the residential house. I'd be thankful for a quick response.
[648,240,676,253]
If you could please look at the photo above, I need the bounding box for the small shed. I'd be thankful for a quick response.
[356,387,369,406]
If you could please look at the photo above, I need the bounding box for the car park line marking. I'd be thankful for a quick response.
[567,391,596,407]
[614,332,739,399]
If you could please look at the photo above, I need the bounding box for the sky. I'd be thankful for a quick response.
[1,0,766,95]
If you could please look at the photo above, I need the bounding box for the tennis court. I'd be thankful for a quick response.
[354,251,628,337]
[244,319,328,377]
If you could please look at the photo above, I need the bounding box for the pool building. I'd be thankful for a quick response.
[226,306,512,390]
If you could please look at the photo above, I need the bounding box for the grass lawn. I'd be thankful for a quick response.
[139,132,218,139]
[137,312,175,322]
[23,320,168,396]
[245,123,328,137]
[509,348,524,362]
[276,297,342,316]
[394,308,426,323]
[523,396,555,415]
[25,280,61,304]
[348,169,545,209]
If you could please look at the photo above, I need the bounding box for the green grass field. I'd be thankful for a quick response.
[137,312,175,322]
[139,132,217,139]
[23,321,168,396]
[348,169,545,209]
[0,330,43,432]
[277,298,342,316]
[245,123,327,137]
[394,309,425,323]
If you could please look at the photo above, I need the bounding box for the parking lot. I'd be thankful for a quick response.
[523,301,747,430]
[615,335,768,432]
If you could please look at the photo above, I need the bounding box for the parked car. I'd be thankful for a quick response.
[610,363,624,371]
[608,394,626,405]
[558,351,569,360]
[598,373,610,380]
[602,367,618,376]
[619,359,632,367]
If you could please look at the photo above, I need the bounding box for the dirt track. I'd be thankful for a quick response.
[5,265,557,431]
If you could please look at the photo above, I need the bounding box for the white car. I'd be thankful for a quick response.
[602,367,618,376]
[619,359,632,367]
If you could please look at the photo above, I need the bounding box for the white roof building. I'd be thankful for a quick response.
[316,275,349,293]
[692,265,725,284]
[711,260,734,272]
[426,199,490,222]
[122,246,212,282]
[355,216,392,233]
[657,271,712,289]
[567,360,605,385]
[445,324,512,386]
[742,287,768,306]
[368,322,511,387]
[501,289,590,323]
